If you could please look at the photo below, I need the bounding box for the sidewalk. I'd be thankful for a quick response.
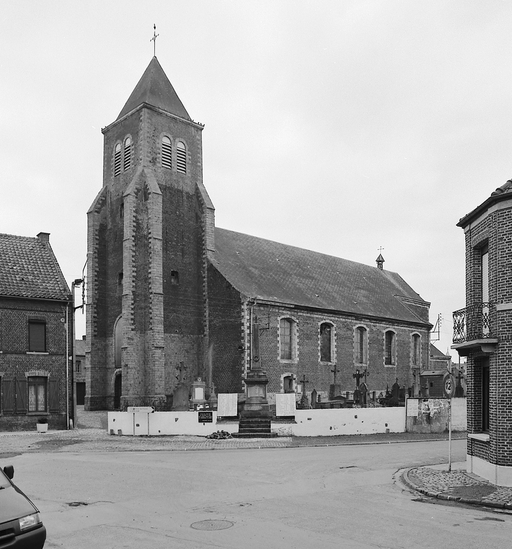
[402,463,512,510]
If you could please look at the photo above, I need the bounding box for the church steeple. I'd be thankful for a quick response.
[116,57,191,122]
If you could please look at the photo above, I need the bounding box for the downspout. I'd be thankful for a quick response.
[495,218,499,483]
[65,304,69,429]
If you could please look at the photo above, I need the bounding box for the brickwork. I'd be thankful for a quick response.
[240,303,429,403]
[207,264,244,394]
[87,58,431,416]
[0,297,69,430]
[458,192,512,468]
[87,77,208,411]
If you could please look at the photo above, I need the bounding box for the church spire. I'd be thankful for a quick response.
[115,57,191,122]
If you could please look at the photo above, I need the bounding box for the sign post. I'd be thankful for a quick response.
[443,372,455,472]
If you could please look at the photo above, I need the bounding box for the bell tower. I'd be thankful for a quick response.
[85,57,215,410]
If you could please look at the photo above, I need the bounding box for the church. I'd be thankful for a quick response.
[85,57,432,411]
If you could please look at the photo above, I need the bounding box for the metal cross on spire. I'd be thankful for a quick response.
[150,24,159,57]
[378,246,385,254]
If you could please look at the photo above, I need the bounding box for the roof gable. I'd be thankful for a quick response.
[116,57,191,122]
[211,228,429,325]
[0,233,70,301]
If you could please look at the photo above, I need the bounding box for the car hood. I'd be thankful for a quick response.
[0,484,39,524]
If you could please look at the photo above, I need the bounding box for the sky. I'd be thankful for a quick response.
[1,1,511,355]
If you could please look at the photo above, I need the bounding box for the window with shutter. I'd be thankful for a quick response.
[114,143,122,176]
[16,377,27,414]
[28,376,47,412]
[176,141,187,174]
[162,136,172,169]
[49,379,59,412]
[123,136,132,171]
[2,378,14,414]
[28,321,46,352]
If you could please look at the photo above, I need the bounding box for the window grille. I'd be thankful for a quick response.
[123,137,132,171]
[114,143,122,177]
[176,141,187,174]
[162,136,172,169]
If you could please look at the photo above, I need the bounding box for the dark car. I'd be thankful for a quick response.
[0,465,46,548]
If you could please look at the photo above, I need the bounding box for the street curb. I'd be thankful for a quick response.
[401,468,512,510]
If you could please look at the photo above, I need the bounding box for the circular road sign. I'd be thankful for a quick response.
[443,372,456,399]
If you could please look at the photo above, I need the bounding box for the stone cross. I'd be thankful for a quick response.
[331,363,339,385]
[299,374,309,394]
[176,362,187,383]
[353,369,364,387]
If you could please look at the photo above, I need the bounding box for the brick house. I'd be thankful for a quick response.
[86,57,432,411]
[0,232,71,430]
[453,178,512,485]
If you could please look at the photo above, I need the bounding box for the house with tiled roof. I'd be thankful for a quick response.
[86,57,432,412]
[0,232,71,430]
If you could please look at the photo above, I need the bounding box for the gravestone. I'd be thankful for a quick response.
[329,384,342,400]
[311,389,318,409]
[172,384,190,411]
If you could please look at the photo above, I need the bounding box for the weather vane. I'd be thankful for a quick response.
[150,24,159,57]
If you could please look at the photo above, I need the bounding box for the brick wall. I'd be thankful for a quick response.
[0,297,69,430]
[87,103,208,411]
[245,303,429,403]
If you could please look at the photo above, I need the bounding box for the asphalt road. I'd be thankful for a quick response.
[7,438,512,549]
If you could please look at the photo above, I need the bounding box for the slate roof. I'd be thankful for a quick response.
[458,177,512,227]
[211,228,430,326]
[0,233,70,301]
[116,56,191,122]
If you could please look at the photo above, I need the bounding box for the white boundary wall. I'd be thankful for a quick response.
[108,407,407,437]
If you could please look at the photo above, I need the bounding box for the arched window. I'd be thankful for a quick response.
[161,136,172,169]
[384,330,396,366]
[356,326,368,365]
[176,140,187,174]
[123,137,132,171]
[320,323,333,362]
[279,318,296,361]
[412,334,420,367]
[114,143,122,177]
[114,316,124,370]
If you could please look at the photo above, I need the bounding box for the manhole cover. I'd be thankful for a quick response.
[190,520,234,531]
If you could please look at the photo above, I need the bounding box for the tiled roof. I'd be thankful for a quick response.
[0,233,70,301]
[116,57,191,122]
[212,228,429,325]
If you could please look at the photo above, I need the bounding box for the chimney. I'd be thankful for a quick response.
[37,232,50,243]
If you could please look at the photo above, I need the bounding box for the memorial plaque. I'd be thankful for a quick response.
[217,393,238,417]
[198,411,213,423]
[276,393,296,416]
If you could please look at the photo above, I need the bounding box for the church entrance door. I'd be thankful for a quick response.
[114,373,122,410]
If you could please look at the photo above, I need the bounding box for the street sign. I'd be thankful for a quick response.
[127,406,154,413]
[443,372,455,399]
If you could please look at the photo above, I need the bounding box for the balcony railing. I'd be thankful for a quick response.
[452,302,494,344]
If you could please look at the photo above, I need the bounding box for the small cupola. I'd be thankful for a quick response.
[376,253,385,270]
